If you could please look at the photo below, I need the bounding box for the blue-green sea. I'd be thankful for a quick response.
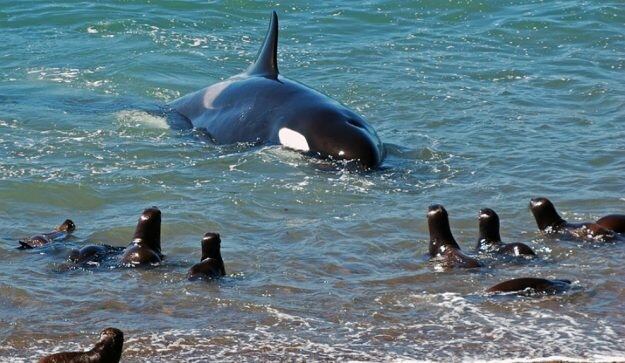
[1,1,624,361]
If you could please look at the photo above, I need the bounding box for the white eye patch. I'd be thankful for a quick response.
[278,127,310,152]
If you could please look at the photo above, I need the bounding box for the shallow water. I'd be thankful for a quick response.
[1,0,624,361]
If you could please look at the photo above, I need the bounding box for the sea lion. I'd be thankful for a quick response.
[68,244,125,265]
[427,204,482,269]
[187,232,226,280]
[477,208,536,257]
[169,11,385,169]
[487,277,572,295]
[529,197,615,240]
[120,207,163,266]
[595,214,625,234]
[38,327,123,363]
[18,219,76,249]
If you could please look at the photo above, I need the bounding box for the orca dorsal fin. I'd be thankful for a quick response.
[246,11,279,79]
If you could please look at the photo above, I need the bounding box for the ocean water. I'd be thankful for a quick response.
[1,0,624,361]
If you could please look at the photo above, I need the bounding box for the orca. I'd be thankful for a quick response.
[170,11,385,169]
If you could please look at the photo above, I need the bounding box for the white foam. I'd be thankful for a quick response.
[115,110,169,129]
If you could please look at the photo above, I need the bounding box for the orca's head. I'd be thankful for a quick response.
[247,12,385,169]
[278,105,385,169]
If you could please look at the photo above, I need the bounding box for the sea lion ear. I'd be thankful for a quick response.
[246,11,279,79]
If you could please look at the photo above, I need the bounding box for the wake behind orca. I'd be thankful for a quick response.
[170,11,385,169]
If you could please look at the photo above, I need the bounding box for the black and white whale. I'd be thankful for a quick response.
[170,11,385,169]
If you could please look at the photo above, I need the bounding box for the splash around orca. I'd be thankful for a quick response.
[169,11,385,169]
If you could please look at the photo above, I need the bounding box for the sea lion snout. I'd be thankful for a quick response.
[478,208,496,220]
[140,207,161,220]
[202,232,220,242]
[427,204,446,216]
[529,197,549,209]
[100,327,124,342]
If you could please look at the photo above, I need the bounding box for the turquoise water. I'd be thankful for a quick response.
[1,1,624,361]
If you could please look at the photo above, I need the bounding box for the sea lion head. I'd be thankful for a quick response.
[427,204,460,256]
[58,219,76,233]
[478,208,501,243]
[529,197,565,231]
[201,232,221,261]
[97,327,124,361]
[100,327,123,343]
[132,207,161,254]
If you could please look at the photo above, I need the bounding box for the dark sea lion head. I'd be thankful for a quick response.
[132,207,161,254]
[187,232,226,279]
[58,219,76,233]
[529,197,566,231]
[96,327,124,361]
[478,208,501,243]
[100,327,124,345]
[427,204,460,256]
[201,232,221,261]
